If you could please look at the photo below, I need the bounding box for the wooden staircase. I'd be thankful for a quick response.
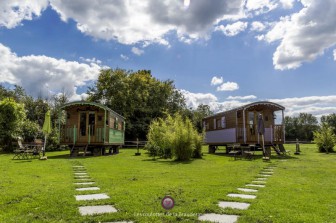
[70,144,89,157]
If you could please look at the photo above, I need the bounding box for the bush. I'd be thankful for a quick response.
[0,98,26,151]
[22,120,40,142]
[145,113,203,161]
[313,123,336,153]
[46,128,61,151]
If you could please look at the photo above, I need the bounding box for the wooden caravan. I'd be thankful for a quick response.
[58,101,125,156]
[203,101,285,152]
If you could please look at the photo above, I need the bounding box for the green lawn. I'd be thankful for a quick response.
[1,144,336,223]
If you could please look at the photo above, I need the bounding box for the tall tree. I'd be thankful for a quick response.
[0,98,26,151]
[191,104,213,133]
[321,113,336,135]
[87,68,186,140]
[285,113,319,141]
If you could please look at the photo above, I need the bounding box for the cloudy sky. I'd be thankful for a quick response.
[1,0,336,118]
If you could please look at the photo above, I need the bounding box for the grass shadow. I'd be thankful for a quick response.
[12,160,33,163]
[141,157,196,165]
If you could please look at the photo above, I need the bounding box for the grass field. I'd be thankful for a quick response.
[1,144,336,223]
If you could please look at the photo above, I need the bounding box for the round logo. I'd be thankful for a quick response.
[161,196,174,210]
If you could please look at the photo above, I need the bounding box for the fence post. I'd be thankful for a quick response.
[135,138,141,156]
[295,138,300,155]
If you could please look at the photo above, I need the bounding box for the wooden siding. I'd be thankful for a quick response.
[59,102,125,146]
[109,129,124,144]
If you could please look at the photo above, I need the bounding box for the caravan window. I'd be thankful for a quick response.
[216,119,221,129]
[221,116,226,128]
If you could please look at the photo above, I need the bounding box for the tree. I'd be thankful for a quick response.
[285,113,319,141]
[191,104,213,133]
[313,123,336,153]
[321,113,336,135]
[0,98,26,151]
[87,68,186,140]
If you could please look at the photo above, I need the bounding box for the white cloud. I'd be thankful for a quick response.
[217,82,239,91]
[279,0,295,9]
[131,47,144,56]
[333,49,336,61]
[250,21,266,32]
[245,0,278,15]
[0,43,101,100]
[0,1,48,28]
[262,0,336,70]
[120,54,129,61]
[182,89,336,118]
[227,95,257,100]
[215,21,248,36]
[270,95,336,117]
[80,57,102,64]
[211,76,223,86]
[180,89,218,110]
[50,0,244,45]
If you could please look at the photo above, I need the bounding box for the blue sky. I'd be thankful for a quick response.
[0,0,336,118]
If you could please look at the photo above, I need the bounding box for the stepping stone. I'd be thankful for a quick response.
[74,173,88,175]
[74,182,95,185]
[75,193,110,201]
[218,201,250,210]
[75,176,90,178]
[198,213,238,223]
[76,187,100,191]
[73,166,85,168]
[246,184,265,188]
[237,188,258,193]
[227,193,256,199]
[75,179,92,181]
[78,205,117,216]
[252,181,266,184]
[256,178,267,181]
[259,174,272,177]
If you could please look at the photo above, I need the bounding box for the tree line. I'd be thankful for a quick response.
[0,69,212,151]
[1,68,335,152]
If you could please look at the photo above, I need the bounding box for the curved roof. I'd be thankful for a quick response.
[59,101,125,120]
[205,101,284,118]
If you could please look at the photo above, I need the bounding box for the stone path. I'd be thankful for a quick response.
[199,164,278,223]
[72,164,133,222]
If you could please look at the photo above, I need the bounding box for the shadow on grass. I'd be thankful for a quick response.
[141,157,196,165]
[210,152,299,160]
[12,160,33,163]
[47,154,121,159]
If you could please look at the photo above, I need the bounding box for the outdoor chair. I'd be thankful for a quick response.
[12,138,29,160]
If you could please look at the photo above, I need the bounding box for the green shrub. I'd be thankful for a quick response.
[313,123,336,153]
[145,113,203,161]
[46,128,61,151]
[22,120,40,142]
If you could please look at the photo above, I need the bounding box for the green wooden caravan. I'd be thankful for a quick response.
[58,101,125,156]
